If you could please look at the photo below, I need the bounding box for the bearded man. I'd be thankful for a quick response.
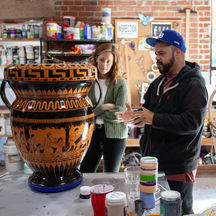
[115,30,208,214]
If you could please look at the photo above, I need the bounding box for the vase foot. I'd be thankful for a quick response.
[28,169,82,192]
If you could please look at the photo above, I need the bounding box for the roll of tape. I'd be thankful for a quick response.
[146,71,156,82]
[152,63,158,72]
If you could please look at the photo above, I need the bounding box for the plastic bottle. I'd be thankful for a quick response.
[39,24,43,38]
[18,46,26,64]
[30,25,34,39]
[27,24,31,39]
[84,24,92,40]
[22,24,27,38]
[34,25,39,38]
[80,24,84,40]
[6,47,13,65]
[100,23,107,40]
[106,24,113,40]
[1,49,7,65]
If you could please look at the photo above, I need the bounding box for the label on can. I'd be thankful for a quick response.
[46,22,58,39]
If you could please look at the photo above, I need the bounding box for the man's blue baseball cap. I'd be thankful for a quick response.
[146,29,186,53]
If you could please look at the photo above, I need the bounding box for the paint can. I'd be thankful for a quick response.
[105,191,127,216]
[160,190,182,216]
[46,22,58,39]
[3,138,24,172]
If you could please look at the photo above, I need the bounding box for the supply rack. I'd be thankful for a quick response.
[40,38,114,63]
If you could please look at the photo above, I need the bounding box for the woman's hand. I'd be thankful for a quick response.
[115,103,134,124]
[102,103,116,110]
[115,103,154,126]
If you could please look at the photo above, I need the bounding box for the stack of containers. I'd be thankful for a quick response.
[3,138,24,172]
[140,156,158,209]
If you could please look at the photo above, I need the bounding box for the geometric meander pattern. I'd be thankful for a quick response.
[5,64,97,82]
[12,97,91,111]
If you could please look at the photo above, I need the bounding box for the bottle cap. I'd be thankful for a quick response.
[140,156,158,164]
[161,190,181,201]
[105,191,126,203]
[80,186,91,196]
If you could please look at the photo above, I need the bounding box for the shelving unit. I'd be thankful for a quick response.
[0,38,40,41]
[0,19,43,67]
[40,38,114,63]
[126,137,216,173]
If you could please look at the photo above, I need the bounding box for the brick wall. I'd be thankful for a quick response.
[49,0,212,72]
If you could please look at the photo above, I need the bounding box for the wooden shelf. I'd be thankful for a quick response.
[0,38,40,41]
[41,38,113,44]
[197,164,216,174]
[126,137,214,147]
[0,135,12,138]
[201,137,214,146]
[126,138,139,147]
[47,52,92,57]
[0,106,10,114]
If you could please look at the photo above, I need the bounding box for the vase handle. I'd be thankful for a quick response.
[92,79,102,110]
[0,80,11,109]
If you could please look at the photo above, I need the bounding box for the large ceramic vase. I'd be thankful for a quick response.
[0,64,98,192]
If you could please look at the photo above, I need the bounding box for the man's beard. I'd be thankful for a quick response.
[157,54,175,75]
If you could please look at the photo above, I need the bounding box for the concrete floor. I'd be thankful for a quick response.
[0,164,216,215]
[193,173,216,214]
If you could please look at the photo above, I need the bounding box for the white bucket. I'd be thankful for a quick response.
[3,140,24,172]
[63,16,75,27]
[102,8,111,24]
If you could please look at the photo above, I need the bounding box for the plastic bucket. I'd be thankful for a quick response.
[63,16,75,27]
[3,141,23,172]
[102,8,111,24]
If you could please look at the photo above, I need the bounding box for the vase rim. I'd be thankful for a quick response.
[4,64,97,82]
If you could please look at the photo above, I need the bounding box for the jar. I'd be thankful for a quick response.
[160,190,182,216]
[80,186,91,199]
[9,28,16,38]
[105,191,127,216]
[16,29,22,38]
[3,29,8,38]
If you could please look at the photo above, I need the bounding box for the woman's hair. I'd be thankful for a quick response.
[90,43,121,84]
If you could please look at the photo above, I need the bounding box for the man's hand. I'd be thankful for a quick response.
[131,107,154,126]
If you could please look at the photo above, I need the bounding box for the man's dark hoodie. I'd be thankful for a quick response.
[140,61,208,174]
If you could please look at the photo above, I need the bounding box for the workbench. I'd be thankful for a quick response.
[0,172,199,216]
